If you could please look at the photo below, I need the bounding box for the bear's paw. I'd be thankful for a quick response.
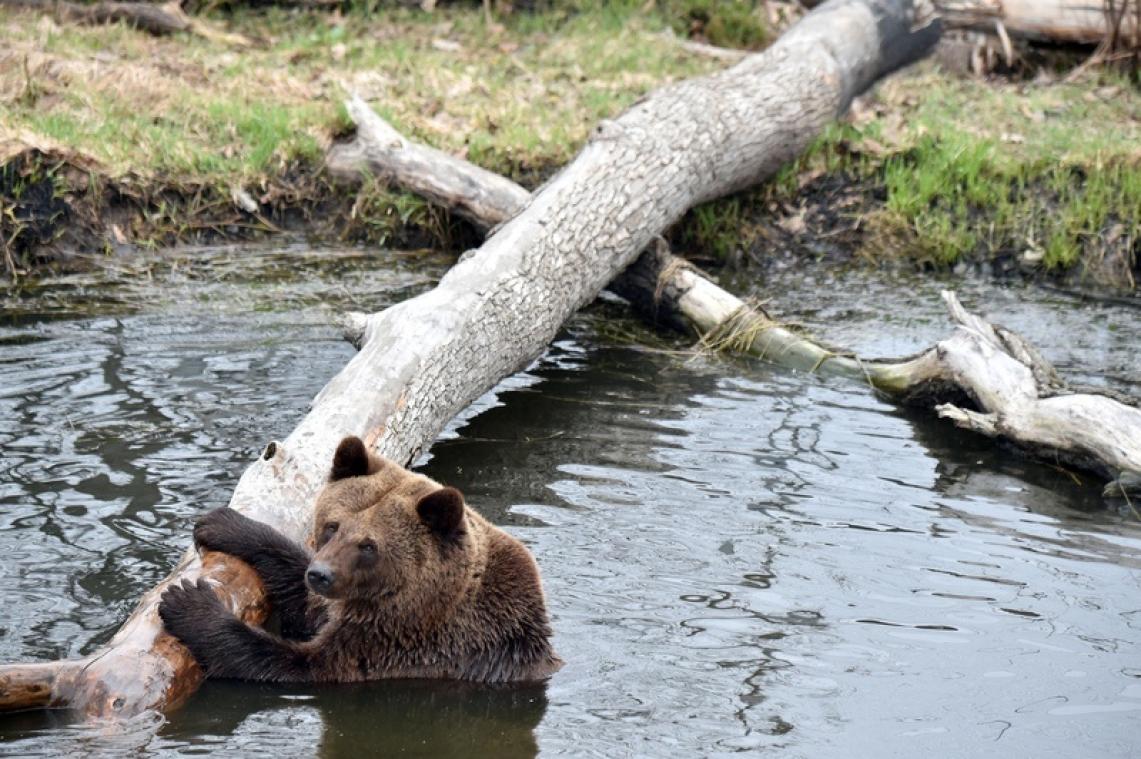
[159,578,226,643]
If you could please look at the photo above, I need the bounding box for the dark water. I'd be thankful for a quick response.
[1,244,1139,757]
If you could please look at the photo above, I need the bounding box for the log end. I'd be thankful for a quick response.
[0,550,272,718]
[0,661,68,712]
[340,311,371,348]
[1103,471,1141,504]
[935,402,999,436]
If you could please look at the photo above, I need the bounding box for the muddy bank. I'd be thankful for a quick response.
[5,142,1138,297]
[0,141,483,275]
[720,169,1141,294]
[0,3,720,275]
[1,5,1137,291]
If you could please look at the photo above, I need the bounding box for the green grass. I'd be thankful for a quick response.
[1,2,723,187]
[0,1,734,256]
[2,2,1138,277]
[769,68,1141,272]
[660,0,769,49]
[674,195,753,261]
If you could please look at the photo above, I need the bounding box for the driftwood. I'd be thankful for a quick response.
[0,0,940,717]
[330,99,1141,498]
[1,0,255,46]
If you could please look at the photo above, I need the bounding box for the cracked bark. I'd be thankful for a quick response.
[0,0,939,717]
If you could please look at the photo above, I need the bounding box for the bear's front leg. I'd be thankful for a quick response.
[192,507,319,640]
[159,578,314,683]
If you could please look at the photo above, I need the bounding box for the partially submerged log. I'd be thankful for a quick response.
[330,99,1141,497]
[1,0,255,47]
[0,552,268,713]
[0,0,940,717]
[902,297,1141,487]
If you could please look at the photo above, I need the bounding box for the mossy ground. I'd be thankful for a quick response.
[680,64,1140,288]
[1,2,1138,290]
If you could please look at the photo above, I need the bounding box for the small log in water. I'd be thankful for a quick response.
[0,0,940,717]
[330,99,1141,497]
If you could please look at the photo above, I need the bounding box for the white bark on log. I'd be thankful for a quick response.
[804,0,1141,44]
[0,0,939,718]
[331,101,1141,494]
[923,294,1141,476]
[328,96,849,372]
[937,0,1139,45]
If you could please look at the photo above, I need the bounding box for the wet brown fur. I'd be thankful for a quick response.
[158,436,562,684]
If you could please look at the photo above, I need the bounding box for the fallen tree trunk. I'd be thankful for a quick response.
[802,0,1141,45]
[937,0,1139,46]
[0,0,940,718]
[1,0,255,46]
[330,99,1141,497]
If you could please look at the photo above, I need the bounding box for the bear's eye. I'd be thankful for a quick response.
[319,522,339,545]
[358,540,377,556]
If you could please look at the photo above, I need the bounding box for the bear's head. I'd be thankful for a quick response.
[307,436,485,614]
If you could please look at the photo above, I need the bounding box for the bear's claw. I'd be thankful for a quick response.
[158,578,224,642]
[193,507,250,555]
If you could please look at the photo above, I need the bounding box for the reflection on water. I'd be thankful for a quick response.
[1,247,1140,757]
[2,681,547,758]
[170,680,546,758]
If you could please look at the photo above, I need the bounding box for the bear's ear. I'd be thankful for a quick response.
[416,487,466,536]
[330,436,373,481]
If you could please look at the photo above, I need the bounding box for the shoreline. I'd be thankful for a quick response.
[1,4,1137,292]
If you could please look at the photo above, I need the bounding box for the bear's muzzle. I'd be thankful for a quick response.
[306,562,335,596]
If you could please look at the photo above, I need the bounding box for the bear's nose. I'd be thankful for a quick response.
[306,563,335,595]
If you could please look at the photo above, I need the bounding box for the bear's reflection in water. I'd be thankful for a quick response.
[162,678,549,757]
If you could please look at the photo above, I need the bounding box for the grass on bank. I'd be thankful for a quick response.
[1,1,730,256]
[1,3,722,184]
[874,70,1139,270]
[752,67,1140,274]
[1,0,1139,280]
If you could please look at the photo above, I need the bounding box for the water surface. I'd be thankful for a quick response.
[1,245,1138,757]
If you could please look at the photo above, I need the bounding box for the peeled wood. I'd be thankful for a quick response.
[332,99,1141,494]
[0,553,268,713]
[0,0,938,717]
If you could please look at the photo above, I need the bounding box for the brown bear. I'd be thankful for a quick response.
[158,436,562,683]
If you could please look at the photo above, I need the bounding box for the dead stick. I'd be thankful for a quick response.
[1,0,255,46]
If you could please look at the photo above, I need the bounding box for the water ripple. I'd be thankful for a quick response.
[1,252,1139,757]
